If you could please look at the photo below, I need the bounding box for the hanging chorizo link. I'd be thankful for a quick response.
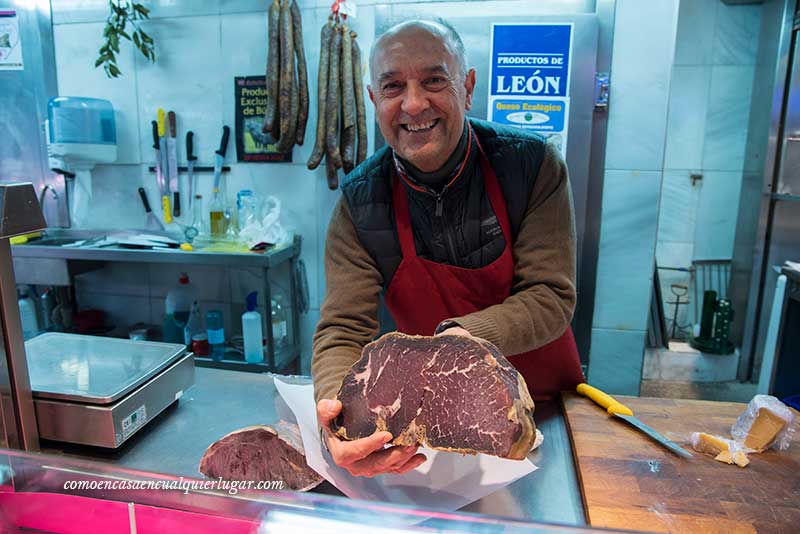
[325,23,343,169]
[290,0,309,146]
[307,18,332,170]
[262,0,280,135]
[351,32,368,165]
[277,0,295,152]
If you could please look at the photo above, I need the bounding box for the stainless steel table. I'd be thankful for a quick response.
[41,367,585,526]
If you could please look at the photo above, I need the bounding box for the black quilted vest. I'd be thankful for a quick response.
[341,118,547,288]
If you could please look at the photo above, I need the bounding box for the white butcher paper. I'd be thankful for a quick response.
[273,377,537,511]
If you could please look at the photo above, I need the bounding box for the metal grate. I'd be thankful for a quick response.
[691,259,732,323]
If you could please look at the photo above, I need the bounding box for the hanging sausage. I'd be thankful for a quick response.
[307,8,368,190]
[262,0,309,153]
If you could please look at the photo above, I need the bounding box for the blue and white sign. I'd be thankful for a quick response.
[488,23,573,154]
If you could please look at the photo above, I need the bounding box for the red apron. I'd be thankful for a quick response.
[384,138,584,400]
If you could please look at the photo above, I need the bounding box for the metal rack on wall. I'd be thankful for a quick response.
[12,233,307,375]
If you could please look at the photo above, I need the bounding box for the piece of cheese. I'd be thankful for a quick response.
[742,407,788,452]
[691,432,734,456]
[693,432,750,468]
[713,450,750,468]
[733,450,749,468]
[714,450,733,463]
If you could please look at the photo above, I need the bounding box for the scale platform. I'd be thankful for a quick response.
[25,333,195,448]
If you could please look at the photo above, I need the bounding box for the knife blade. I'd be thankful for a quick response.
[167,111,180,218]
[576,383,693,459]
[213,125,230,192]
[138,187,165,231]
[186,130,197,215]
[151,120,165,197]
[156,109,172,224]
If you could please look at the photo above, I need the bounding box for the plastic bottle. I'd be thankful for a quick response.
[164,273,198,344]
[271,294,287,349]
[183,300,202,345]
[191,193,204,235]
[209,188,226,237]
[242,291,263,364]
[18,288,39,340]
[236,189,255,232]
[206,310,225,360]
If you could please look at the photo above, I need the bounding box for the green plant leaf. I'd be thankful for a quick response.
[96,0,156,78]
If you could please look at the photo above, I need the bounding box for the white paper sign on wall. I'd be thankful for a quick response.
[0,10,23,71]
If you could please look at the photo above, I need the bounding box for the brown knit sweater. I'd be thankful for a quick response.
[312,142,576,403]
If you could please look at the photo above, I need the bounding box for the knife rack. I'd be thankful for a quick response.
[147,166,230,173]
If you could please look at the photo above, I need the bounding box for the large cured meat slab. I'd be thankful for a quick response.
[332,332,537,460]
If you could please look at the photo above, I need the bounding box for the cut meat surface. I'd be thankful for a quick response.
[331,332,537,460]
[199,421,322,491]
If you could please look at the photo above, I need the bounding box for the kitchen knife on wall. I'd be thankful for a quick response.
[576,383,693,459]
[157,108,172,223]
[213,125,230,192]
[167,111,180,218]
[138,187,165,231]
[151,120,165,200]
[186,130,197,214]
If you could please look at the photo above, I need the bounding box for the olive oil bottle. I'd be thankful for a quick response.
[209,188,226,236]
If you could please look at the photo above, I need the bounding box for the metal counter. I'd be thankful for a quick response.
[11,229,299,268]
[41,367,586,526]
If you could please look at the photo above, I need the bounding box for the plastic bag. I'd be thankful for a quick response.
[730,395,795,452]
[237,195,292,248]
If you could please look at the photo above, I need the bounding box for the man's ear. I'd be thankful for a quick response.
[367,84,376,105]
[464,68,476,110]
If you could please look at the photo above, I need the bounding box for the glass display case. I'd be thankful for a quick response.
[0,448,637,534]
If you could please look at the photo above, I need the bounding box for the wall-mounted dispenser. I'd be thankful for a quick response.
[45,97,117,227]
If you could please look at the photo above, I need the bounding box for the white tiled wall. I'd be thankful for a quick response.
[50,0,379,374]
[588,0,679,395]
[591,0,762,394]
[654,0,761,348]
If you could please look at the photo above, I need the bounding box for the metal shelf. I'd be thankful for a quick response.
[193,345,300,374]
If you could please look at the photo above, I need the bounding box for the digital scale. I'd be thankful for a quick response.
[25,333,195,448]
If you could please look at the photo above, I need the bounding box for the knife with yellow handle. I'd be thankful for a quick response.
[157,109,172,224]
[577,383,692,459]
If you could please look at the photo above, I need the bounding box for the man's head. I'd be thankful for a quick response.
[368,19,476,173]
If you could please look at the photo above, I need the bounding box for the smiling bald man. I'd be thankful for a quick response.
[312,19,584,478]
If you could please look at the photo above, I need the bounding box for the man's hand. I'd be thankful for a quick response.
[436,326,473,338]
[316,399,427,477]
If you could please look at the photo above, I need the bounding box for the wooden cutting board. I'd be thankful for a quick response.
[562,394,800,534]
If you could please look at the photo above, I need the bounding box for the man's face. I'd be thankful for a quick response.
[368,26,476,173]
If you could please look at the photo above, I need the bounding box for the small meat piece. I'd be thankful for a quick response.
[332,332,537,460]
[199,422,322,491]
